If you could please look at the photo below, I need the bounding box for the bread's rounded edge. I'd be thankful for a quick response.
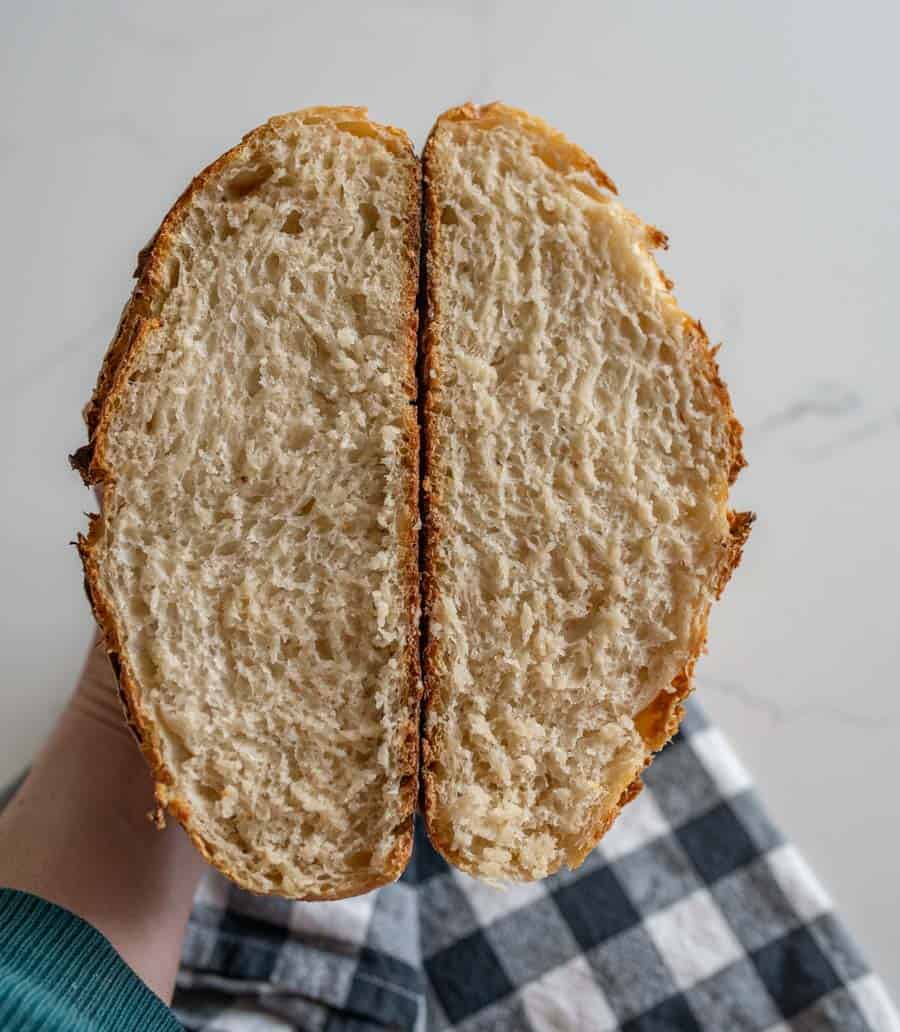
[567,507,759,868]
[76,518,176,797]
[396,147,424,856]
[565,510,755,870]
[418,113,455,867]
[72,107,423,899]
[419,102,756,881]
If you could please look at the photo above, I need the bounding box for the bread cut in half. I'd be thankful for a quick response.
[421,103,752,881]
[72,108,421,899]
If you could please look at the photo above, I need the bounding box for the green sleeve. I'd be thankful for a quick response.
[0,889,181,1031]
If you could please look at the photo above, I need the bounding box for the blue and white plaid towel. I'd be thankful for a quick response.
[173,701,899,1031]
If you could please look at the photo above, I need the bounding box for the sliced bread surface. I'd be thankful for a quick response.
[73,107,421,899]
[421,103,752,881]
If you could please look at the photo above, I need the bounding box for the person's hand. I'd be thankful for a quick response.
[69,634,138,742]
[0,635,206,1002]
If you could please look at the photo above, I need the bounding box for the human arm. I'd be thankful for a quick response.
[0,637,206,1003]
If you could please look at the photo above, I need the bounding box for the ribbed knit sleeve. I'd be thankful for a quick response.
[0,889,180,1031]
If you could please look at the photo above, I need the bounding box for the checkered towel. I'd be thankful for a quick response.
[173,702,900,1031]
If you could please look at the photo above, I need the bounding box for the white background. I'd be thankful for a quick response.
[1,0,897,1001]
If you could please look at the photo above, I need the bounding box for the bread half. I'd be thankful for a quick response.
[421,103,752,881]
[72,108,421,899]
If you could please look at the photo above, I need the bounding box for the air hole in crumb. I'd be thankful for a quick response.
[217,540,240,557]
[193,782,219,803]
[563,592,607,644]
[298,497,315,517]
[636,381,654,410]
[538,203,560,226]
[286,424,314,451]
[246,363,262,397]
[577,535,598,562]
[225,163,274,201]
[281,210,302,235]
[315,636,333,662]
[469,834,493,855]
[346,849,372,871]
[258,519,281,541]
[351,292,366,322]
[360,202,379,238]
[208,281,220,309]
[638,313,657,338]
[264,253,282,282]
[166,257,181,289]
[441,206,459,226]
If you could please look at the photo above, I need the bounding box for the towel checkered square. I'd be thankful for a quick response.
[174,702,899,1031]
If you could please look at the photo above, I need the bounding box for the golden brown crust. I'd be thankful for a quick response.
[419,113,449,859]
[71,107,422,900]
[420,102,753,878]
[393,163,424,882]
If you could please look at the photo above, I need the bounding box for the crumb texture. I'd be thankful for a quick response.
[423,107,740,881]
[89,111,419,897]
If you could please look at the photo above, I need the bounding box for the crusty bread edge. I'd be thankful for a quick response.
[71,107,423,900]
[419,102,754,880]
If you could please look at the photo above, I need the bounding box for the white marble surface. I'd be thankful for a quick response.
[1,0,897,1001]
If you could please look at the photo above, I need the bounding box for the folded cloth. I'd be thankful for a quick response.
[173,701,900,1031]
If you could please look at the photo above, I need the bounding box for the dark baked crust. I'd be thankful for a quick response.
[71,107,422,900]
[420,103,754,878]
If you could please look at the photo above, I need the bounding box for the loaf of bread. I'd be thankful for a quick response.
[72,108,422,899]
[420,103,752,881]
[73,101,753,894]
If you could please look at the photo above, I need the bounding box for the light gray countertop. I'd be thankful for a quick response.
[1,0,897,1003]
